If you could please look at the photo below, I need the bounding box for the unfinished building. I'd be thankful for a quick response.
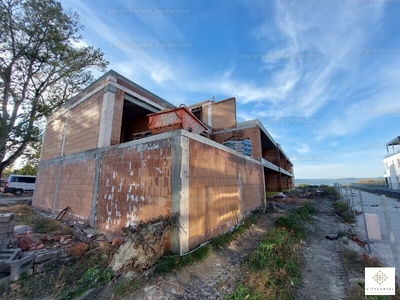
[33,70,294,255]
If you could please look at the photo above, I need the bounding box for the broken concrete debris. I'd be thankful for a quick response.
[110,214,177,275]
[0,212,93,282]
[0,213,17,250]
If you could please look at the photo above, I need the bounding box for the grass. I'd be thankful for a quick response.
[112,278,141,297]
[154,244,210,274]
[0,241,114,299]
[274,203,315,239]
[338,231,351,237]
[0,204,73,235]
[211,212,260,248]
[225,203,315,300]
[321,185,340,200]
[154,210,261,275]
[342,250,400,299]
[335,201,355,223]
[266,191,281,197]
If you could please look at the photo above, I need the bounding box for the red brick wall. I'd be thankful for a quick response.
[211,98,236,131]
[41,116,66,161]
[55,159,96,222]
[265,169,282,193]
[188,139,264,249]
[212,127,262,160]
[262,148,279,165]
[96,140,173,233]
[63,91,103,155]
[33,164,59,210]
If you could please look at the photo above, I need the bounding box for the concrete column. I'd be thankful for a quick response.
[171,133,190,255]
[97,84,116,148]
[90,151,102,227]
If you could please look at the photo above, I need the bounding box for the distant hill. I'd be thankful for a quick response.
[294,177,384,186]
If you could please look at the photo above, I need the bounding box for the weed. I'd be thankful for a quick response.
[274,203,315,239]
[58,265,113,299]
[226,204,314,300]
[343,249,360,264]
[0,204,73,235]
[346,281,400,300]
[360,254,382,268]
[211,211,260,248]
[113,278,141,296]
[321,185,340,200]
[154,244,210,274]
[338,231,351,237]
[224,284,261,300]
[335,201,355,223]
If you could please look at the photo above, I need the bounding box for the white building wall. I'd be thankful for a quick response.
[383,152,400,190]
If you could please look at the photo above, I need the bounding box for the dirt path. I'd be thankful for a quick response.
[123,212,281,300]
[295,197,348,300]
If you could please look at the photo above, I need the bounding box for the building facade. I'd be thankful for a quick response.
[33,70,294,254]
[384,136,400,190]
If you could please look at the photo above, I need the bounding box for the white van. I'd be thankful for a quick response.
[3,174,36,196]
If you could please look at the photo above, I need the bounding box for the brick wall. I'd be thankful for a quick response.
[55,159,96,222]
[63,91,103,155]
[36,130,268,253]
[212,127,262,160]
[41,116,66,161]
[262,148,279,165]
[211,98,236,131]
[265,169,282,192]
[187,138,264,250]
[96,139,173,233]
[34,164,59,210]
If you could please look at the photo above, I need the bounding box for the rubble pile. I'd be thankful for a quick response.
[0,212,121,283]
[110,214,178,275]
[269,186,332,202]
[0,213,66,282]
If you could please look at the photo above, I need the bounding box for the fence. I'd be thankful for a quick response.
[350,183,400,200]
[334,183,400,279]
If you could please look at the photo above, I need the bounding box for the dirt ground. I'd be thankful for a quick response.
[95,195,353,300]
[295,196,349,300]
[102,212,282,300]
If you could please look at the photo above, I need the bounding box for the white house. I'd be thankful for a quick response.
[383,136,400,190]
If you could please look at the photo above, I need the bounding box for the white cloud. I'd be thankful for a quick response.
[295,143,310,154]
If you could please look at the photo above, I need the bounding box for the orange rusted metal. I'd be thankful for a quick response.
[148,106,207,134]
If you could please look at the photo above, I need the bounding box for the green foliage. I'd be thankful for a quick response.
[56,265,113,299]
[274,203,314,238]
[211,212,260,248]
[224,285,261,300]
[113,279,141,296]
[226,204,314,300]
[0,0,108,176]
[154,245,210,274]
[335,201,355,223]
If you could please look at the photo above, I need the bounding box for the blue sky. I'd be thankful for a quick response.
[60,0,400,179]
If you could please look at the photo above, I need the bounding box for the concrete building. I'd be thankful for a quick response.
[384,136,400,190]
[33,70,294,254]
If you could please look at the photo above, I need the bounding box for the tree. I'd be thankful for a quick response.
[0,0,108,177]
[2,140,42,177]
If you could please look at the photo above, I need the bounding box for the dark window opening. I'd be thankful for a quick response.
[120,99,154,143]
[191,106,202,122]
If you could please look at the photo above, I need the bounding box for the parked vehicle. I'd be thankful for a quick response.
[2,174,36,196]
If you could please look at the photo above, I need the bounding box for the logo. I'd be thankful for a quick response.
[365,267,395,295]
